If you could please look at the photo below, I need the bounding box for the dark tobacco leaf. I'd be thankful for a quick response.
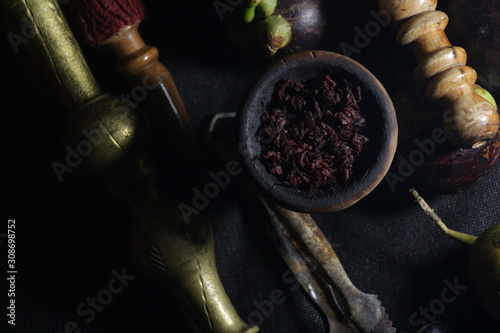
[259,75,369,192]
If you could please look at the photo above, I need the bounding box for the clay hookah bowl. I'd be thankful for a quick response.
[239,50,398,213]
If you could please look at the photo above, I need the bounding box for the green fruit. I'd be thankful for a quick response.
[255,14,292,56]
[411,189,500,322]
[436,222,500,321]
[474,84,498,109]
[468,223,500,320]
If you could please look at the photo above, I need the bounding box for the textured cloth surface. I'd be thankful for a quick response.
[1,1,499,333]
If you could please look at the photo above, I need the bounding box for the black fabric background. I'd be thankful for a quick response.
[1,1,499,332]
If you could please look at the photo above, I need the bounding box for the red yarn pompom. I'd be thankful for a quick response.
[68,0,145,46]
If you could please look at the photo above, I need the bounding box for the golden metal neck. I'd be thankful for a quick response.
[1,0,102,108]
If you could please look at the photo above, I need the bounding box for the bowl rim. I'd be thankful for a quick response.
[238,50,398,213]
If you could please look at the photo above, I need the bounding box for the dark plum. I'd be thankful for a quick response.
[227,0,329,59]
[273,0,329,57]
[445,0,500,99]
[388,84,500,194]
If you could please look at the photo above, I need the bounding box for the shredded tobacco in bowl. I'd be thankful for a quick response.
[259,75,369,192]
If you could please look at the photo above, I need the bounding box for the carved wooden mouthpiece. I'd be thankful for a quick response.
[379,0,499,148]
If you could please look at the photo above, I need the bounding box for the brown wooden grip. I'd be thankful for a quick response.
[105,23,200,170]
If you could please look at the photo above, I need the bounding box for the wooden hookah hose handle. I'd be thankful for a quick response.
[107,24,199,159]
[379,0,499,148]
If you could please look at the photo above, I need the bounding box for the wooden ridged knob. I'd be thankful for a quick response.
[379,0,499,148]
[414,46,467,80]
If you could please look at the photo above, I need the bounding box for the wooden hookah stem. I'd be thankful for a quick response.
[380,0,499,149]
[105,23,200,164]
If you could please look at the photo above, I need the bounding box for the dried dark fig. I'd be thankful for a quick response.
[387,84,500,194]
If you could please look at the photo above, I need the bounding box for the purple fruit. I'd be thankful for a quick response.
[273,0,329,57]
[445,0,500,98]
[227,0,329,59]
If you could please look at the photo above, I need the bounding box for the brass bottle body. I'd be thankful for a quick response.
[0,1,258,332]
[127,183,259,333]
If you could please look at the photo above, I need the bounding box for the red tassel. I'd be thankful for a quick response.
[68,0,145,46]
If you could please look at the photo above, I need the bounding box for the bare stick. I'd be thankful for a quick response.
[409,189,476,245]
